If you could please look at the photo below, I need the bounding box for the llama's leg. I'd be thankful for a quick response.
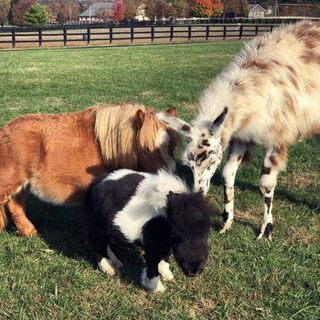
[6,189,37,236]
[220,141,253,233]
[0,205,8,231]
[257,146,287,240]
[107,245,123,269]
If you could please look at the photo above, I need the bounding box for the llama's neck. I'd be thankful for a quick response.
[194,74,243,149]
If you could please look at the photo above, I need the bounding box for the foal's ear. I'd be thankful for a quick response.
[135,109,145,127]
[210,107,228,134]
[166,107,177,117]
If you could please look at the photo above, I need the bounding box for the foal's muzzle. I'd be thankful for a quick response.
[181,261,204,277]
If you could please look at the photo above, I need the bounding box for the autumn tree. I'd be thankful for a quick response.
[167,0,189,18]
[11,0,35,26]
[143,0,155,19]
[239,0,249,17]
[112,0,125,22]
[212,0,223,17]
[224,0,248,17]
[123,0,136,20]
[47,0,60,19]
[0,0,10,26]
[96,6,111,22]
[191,0,212,17]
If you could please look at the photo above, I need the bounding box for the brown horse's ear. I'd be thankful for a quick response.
[135,109,145,127]
[166,107,177,117]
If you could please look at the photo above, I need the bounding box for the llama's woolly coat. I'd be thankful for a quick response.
[197,21,320,149]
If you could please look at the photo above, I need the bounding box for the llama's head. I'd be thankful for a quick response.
[157,108,228,194]
[167,191,213,277]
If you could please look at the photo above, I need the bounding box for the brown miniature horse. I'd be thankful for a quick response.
[0,103,177,236]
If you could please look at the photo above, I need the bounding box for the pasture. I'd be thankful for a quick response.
[0,42,319,319]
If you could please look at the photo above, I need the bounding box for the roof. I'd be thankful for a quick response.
[79,2,114,18]
[248,4,267,12]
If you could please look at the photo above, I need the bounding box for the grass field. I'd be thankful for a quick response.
[0,42,319,320]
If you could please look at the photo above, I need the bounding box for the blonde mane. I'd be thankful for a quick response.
[94,103,166,170]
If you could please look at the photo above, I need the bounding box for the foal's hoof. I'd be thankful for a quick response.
[141,268,165,292]
[98,257,117,276]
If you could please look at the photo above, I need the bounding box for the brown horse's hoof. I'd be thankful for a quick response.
[18,228,38,237]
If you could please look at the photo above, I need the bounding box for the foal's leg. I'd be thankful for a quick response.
[107,245,124,269]
[257,146,287,240]
[6,189,37,236]
[141,251,166,292]
[158,254,174,281]
[220,141,254,233]
[87,231,117,276]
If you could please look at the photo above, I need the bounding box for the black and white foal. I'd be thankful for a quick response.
[84,169,213,292]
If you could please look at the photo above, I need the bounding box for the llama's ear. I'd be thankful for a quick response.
[135,109,145,127]
[166,107,177,117]
[210,107,228,134]
[156,113,194,137]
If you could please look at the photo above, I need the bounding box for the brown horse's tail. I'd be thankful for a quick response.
[0,205,8,231]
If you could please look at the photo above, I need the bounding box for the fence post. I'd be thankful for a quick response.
[239,24,243,40]
[109,27,113,44]
[151,26,154,42]
[188,25,191,41]
[170,26,174,42]
[87,27,90,45]
[63,27,67,46]
[206,25,209,40]
[38,28,42,47]
[12,29,16,48]
[270,25,274,33]
[131,27,134,43]
[255,25,259,36]
[223,25,226,40]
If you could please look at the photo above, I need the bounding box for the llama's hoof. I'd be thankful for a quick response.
[141,268,165,292]
[98,257,117,276]
[219,220,233,234]
[257,223,273,241]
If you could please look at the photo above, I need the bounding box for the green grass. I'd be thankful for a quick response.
[0,42,319,320]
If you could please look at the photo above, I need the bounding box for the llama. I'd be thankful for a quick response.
[0,104,178,236]
[158,21,320,239]
[84,169,213,292]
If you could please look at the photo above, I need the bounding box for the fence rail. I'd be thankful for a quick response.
[0,24,278,49]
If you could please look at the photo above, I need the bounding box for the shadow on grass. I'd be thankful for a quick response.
[6,160,315,288]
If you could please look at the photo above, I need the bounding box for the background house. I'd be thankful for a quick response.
[248,4,267,18]
[79,2,114,22]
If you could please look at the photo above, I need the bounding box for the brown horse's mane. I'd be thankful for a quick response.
[94,103,165,170]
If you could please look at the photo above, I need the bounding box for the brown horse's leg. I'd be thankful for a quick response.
[6,189,37,236]
[0,205,8,231]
